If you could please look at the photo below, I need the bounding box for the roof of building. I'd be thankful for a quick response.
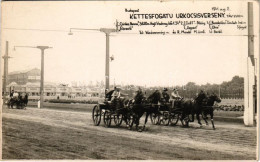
[8,68,40,75]
[8,82,18,86]
[26,82,40,86]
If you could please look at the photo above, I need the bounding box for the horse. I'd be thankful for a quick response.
[175,98,194,126]
[181,93,221,129]
[173,94,208,127]
[126,90,162,132]
[8,95,27,109]
[199,93,221,129]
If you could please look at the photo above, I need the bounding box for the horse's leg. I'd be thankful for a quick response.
[189,104,194,122]
[125,109,130,127]
[210,110,215,130]
[141,112,149,131]
[157,109,162,125]
[191,111,195,122]
[124,113,129,127]
[180,113,185,126]
[136,116,140,131]
[128,113,133,130]
[180,116,184,126]
[133,114,138,130]
[202,111,209,125]
[196,112,202,127]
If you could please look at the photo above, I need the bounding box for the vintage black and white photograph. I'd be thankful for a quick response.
[1,1,259,160]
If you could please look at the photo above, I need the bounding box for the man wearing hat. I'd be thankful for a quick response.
[111,87,121,101]
[10,90,14,98]
[111,87,128,110]
[134,87,144,104]
[105,87,116,102]
[162,88,170,103]
[112,87,129,99]
[171,88,181,108]
[196,90,207,105]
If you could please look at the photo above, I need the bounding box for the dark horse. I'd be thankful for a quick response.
[8,95,27,109]
[200,93,221,129]
[127,90,162,131]
[176,98,194,126]
[172,91,206,127]
[180,93,221,129]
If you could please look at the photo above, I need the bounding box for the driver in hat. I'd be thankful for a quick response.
[171,88,181,108]
[162,88,170,103]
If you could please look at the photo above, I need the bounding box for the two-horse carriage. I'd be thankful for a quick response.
[7,96,27,109]
[92,92,221,131]
[149,99,190,127]
[92,97,154,131]
[92,98,133,127]
[149,93,221,129]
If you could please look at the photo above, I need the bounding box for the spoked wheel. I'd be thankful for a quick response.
[92,105,102,126]
[161,112,170,126]
[114,114,123,126]
[103,111,112,127]
[150,113,159,125]
[169,113,179,126]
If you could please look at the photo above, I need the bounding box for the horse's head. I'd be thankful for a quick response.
[142,97,148,104]
[210,93,221,103]
[130,99,135,104]
[148,91,161,104]
[195,91,207,103]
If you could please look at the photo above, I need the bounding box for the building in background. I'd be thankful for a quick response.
[8,68,41,85]
[5,68,101,99]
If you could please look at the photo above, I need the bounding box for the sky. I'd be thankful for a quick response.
[1,1,258,87]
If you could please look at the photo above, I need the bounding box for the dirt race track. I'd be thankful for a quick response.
[2,106,257,160]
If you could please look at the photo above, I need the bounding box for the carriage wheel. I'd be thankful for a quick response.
[103,111,112,127]
[92,105,102,126]
[169,113,179,126]
[161,112,170,126]
[150,113,159,125]
[114,114,123,126]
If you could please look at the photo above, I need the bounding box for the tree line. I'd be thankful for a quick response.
[117,76,244,99]
[174,75,244,99]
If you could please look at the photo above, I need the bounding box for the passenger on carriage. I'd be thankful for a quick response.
[13,91,19,98]
[111,87,121,101]
[116,87,129,109]
[162,88,170,103]
[105,87,128,109]
[105,87,123,101]
[171,88,181,108]
[105,88,115,102]
[10,90,14,98]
